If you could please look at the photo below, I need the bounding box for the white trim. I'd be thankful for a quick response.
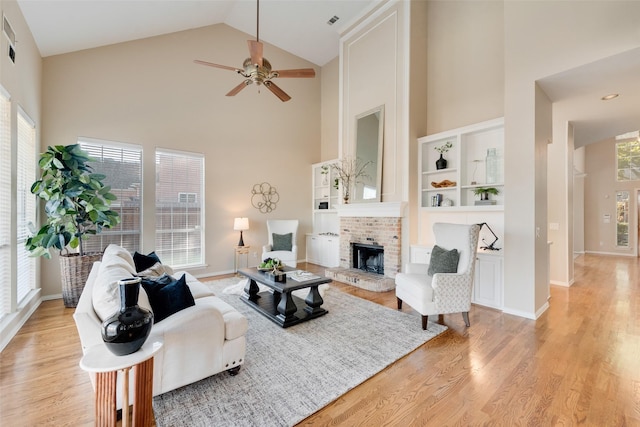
[501,307,537,320]
[0,84,10,100]
[16,105,35,128]
[336,201,406,217]
[78,136,142,151]
[535,301,550,319]
[0,289,41,352]
[584,250,636,257]
[156,147,204,159]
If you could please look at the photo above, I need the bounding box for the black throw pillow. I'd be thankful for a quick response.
[427,245,460,276]
[140,274,195,323]
[272,233,293,251]
[133,251,161,272]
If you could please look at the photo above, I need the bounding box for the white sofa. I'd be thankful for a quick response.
[73,244,248,406]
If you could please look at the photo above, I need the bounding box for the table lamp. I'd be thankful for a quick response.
[234,217,249,247]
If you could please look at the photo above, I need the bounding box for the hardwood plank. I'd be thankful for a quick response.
[0,255,638,425]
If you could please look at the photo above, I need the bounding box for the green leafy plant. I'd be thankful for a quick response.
[473,187,500,198]
[25,144,120,258]
[434,141,453,154]
[259,257,283,272]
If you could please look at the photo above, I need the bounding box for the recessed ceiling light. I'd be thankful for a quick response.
[601,93,619,101]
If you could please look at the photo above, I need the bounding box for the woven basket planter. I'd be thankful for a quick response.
[59,252,103,307]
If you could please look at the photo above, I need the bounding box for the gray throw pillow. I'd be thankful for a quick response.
[272,233,293,251]
[427,245,459,276]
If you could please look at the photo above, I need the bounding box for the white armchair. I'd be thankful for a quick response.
[395,223,481,330]
[261,219,299,267]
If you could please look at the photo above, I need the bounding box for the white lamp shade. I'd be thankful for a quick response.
[234,217,249,231]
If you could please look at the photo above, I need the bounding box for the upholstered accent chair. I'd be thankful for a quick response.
[395,223,481,330]
[261,219,299,267]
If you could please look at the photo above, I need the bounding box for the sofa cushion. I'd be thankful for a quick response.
[92,244,151,321]
[201,296,249,340]
[133,251,162,272]
[141,274,196,323]
[427,245,460,276]
[272,232,293,251]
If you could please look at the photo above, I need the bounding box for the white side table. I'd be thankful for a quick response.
[235,245,250,273]
[80,340,162,427]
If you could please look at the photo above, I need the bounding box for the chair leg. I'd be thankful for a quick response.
[422,315,428,330]
[396,297,403,310]
[462,311,470,327]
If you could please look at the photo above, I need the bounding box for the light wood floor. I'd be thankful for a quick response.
[1,254,638,426]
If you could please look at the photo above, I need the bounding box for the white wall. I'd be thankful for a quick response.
[503,1,640,318]
[40,23,321,297]
[320,56,339,162]
[584,138,638,256]
[0,0,43,349]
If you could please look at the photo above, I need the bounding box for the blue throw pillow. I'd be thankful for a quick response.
[272,233,293,251]
[140,274,195,323]
[133,251,162,272]
[427,245,460,276]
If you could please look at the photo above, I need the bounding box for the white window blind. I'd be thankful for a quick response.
[79,138,142,253]
[155,149,204,267]
[0,88,11,315]
[16,107,36,305]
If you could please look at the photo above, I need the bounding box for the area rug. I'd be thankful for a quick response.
[152,277,447,427]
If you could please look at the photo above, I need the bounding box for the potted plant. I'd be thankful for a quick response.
[330,157,371,204]
[473,186,500,201]
[25,144,120,307]
[434,141,453,170]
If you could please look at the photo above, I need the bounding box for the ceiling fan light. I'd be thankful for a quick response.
[601,93,619,101]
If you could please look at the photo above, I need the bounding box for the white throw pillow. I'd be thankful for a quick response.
[92,244,152,321]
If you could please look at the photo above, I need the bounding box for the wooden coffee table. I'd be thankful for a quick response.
[238,267,331,328]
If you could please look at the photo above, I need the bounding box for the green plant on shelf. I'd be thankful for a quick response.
[473,187,500,200]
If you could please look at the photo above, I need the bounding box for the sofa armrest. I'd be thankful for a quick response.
[262,244,273,254]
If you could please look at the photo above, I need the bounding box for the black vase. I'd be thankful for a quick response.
[101,277,153,356]
[435,154,447,170]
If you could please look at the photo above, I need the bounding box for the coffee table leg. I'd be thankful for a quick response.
[304,285,324,315]
[244,279,260,301]
[276,291,298,324]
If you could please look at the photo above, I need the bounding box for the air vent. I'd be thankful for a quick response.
[3,15,16,64]
[327,15,339,25]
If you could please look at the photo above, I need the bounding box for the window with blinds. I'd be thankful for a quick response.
[16,107,36,305]
[155,149,204,268]
[0,88,11,315]
[78,138,143,253]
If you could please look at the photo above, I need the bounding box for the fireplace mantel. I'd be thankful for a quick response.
[336,201,407,218]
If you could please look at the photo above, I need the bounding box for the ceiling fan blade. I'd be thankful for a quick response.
[264,81,291,102]
[226,80,252,97]
[272,68,316,78]
[194,60,239,72]
[247,40,263,67]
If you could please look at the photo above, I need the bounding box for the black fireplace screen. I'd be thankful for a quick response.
[352,243,384,275]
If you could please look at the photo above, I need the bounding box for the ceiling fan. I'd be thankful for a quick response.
[194,0,316,102]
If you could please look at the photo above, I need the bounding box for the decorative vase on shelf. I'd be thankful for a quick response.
[485,148,498,184]
[343,195,350,204]
[435,154,447,170]
[101,277,153,356]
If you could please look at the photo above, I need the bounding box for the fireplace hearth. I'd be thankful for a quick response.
[352,243,384,275]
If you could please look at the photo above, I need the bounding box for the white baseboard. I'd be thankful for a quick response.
[535,301,550,319]
[42,293,62,301]
[0,290,42,352]
[501,307,536,320]
[585,250,635,257]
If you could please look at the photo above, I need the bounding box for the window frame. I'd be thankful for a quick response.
[155,148,205,269]
[78,137,143,254]
[615,138,640,182]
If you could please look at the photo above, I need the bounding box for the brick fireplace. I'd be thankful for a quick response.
[325,202,405,292]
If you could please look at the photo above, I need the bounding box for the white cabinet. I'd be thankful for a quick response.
[418,118,504,211]
[306,234,340,267]
[473,252,503,309]
[409,245,503,309]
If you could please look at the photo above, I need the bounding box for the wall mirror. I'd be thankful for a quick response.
[353,105,384,203]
